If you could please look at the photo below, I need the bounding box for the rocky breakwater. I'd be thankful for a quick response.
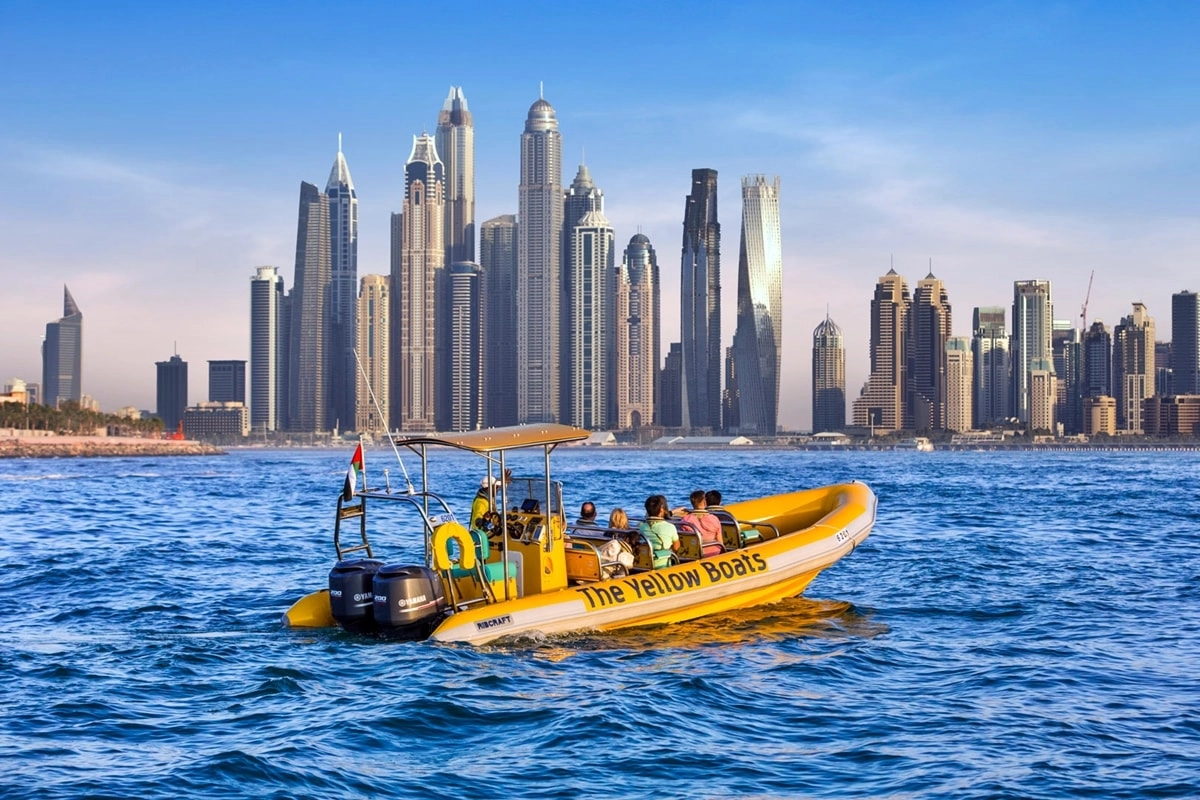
[0,434,224,458]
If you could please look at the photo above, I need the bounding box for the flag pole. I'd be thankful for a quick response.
[353,348,414,494]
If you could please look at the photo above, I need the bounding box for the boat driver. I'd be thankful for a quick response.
[471,469,512,531]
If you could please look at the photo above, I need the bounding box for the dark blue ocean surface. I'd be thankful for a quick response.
[2,447,1198,798]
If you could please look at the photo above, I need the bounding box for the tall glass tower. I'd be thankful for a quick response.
[562,164,604,419]
[1113,302,1155,432]
[1083,319,1112,398]
[1011,279,1053,426]
[288,182,331,433]
[566,209,614,430]
[1173,290,1200,395]
[728,175,782,435]
[614,234,660,431]
[812,313,845,434]
[354,274,389,435]
[482,215,518,427]
[680,168,721,432]
[1052,320,1083,434]
[156,354,188,434]
[449,261,484,432]
[972,306,1010,427]
[517,93,563,423]
[853,269,911,432]
[394,134,445,432]
[437,87,475,265]
[42,285,82,408]
[910,271,952,431]
[326,137,358,432]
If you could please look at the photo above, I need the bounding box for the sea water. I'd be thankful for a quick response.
[1,447,1198,799]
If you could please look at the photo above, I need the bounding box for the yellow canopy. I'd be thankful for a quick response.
[394,424,590,454]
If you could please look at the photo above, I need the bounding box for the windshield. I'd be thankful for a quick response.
[502,478,563,517]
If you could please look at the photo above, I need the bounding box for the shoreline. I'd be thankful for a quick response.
[0,435,224,458]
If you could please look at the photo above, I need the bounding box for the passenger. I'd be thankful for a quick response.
[576,501,600,526]
[682,489,723,557]
[638,494,679,569]
[597,508,635,578]
[704,489,724,511]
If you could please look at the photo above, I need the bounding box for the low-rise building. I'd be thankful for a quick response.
[1143,395,1200,437]
[183,402,249,442]
[1083,395,1117,436]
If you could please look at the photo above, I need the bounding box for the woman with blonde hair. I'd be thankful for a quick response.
[599,508,634,577]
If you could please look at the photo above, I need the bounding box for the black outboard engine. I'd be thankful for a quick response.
[372,564,449,640]
[328,558,384,633]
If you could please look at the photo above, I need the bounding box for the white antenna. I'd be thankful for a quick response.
[353,348,414,494]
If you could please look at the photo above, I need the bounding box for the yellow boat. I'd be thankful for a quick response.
[284,424,877,645]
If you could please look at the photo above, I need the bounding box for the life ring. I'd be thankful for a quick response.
[432,521,477,572]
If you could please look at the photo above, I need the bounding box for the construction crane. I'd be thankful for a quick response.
[1080,269,1095,332]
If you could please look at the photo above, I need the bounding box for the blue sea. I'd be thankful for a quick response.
[2,446,1199,799]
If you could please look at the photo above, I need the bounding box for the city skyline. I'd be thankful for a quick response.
[3,4,1199,428]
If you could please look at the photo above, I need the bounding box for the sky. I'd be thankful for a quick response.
[2,1,1198,429]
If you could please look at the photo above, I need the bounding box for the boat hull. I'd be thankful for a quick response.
[284,481,876,645]
[430,481,876,645]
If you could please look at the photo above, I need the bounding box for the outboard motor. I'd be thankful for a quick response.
[328,558,384,633]
[372,564,449,640]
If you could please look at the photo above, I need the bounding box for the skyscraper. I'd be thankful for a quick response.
[566,209,614,430]
[853,270,911,432]
[437,87,475,265]
[326,137,358,432]
[909,270,952,431]
[250,266,285,433]
[517,93,563,423]
[1155,341,1173,397]
[481,215,518,427]
[812,313,846,434]
[680,168,721,432]
[1052,321,1083,434]
[156,354,188,433]
[449,262,484,432]
[355,274,389,435]
[288,181,331,433]
[208,360,246,404]
[728,175,783,435]
[1173,290,1199,395]
[1083,319,1112,398]
[1113,302,1155,433]
[394,133,446,432]
[562,164,604,420]
[944,337,974,433]
[613,234,660,431]
[42,285,82,408]
[972,306,1010,428]
[676,167,720,431]
[658,342,683,429]
[1011,279,1053,427]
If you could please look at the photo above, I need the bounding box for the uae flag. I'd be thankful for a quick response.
[343,443,365,501]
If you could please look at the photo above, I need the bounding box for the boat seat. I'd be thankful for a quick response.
[673,521,703,562]
[566,540,605,583]
[450,527,520,597]
[630,533,678,571]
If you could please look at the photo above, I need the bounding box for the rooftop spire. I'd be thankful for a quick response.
[327,138,354,191]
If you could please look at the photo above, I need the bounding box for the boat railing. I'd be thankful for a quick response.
[334,488,458,564]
